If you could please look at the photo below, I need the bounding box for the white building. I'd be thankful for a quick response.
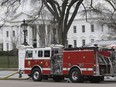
[0,11,113,51]
[67,19,110,47]
[1,12,52,51]
[67,12,111,47]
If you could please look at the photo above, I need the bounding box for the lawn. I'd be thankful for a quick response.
[0,56,18,68]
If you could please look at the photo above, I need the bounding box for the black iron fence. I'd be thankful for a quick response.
[0,51,18,68]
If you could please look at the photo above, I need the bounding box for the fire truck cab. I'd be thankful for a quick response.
[24,45,116,83]
[24,45,64,81]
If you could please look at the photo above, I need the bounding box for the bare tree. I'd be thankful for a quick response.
[0,0,85,47]
[10,34,19,55]
[80,0,116,40]
[0,0,21,17]
[42,0,84,46]
[94,0,116,39]
[3,0,111,47]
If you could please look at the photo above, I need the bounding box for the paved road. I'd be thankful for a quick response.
[0,80,116,87]
[0,70,116,87]
[0,70,29,79]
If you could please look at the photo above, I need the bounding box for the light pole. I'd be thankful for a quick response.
[51,18,57,44]
[21,19,29,46]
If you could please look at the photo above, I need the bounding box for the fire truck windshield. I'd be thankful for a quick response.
[26,50,33,58]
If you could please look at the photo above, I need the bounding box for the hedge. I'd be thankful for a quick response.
[0,50,18,56]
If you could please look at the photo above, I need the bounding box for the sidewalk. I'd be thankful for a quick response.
[0,69,116,81]
[0,69,29,80]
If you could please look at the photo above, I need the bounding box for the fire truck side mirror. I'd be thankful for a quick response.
[68,45,72,48]
[94,44,98,47]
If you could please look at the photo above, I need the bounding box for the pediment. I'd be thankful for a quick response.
[10,12,34,22]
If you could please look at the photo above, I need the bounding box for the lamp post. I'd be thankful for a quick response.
[51,18,57,44]
[21,19,29,46]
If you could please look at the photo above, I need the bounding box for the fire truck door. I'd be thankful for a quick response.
[51,54,63,75]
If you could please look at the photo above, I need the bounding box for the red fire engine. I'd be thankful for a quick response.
[23,45,116,83]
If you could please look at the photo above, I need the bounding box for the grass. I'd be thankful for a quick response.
[0,56,18,68]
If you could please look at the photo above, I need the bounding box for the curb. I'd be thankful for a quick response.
[0,68,18,71]
[0,70,30,80]
[0,77,30,80]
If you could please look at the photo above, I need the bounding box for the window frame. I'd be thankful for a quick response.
[44,50,50,57]
[82,39,85,46]
[13,30,15,37]
[73,26,77,33]
[74,40,77,47]
[82,25,85,33]
[91,24,94,32]
[6,31,9,37]
[26,50,33,58]
[38,50,43,57]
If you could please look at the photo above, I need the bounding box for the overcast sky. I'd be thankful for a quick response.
[0,0,113,24]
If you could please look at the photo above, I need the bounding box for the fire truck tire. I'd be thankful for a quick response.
[31,68,42,81]
[89,76,101,83]
[52,75,64,82]
[69,68,83,83]
[100,76,104,81]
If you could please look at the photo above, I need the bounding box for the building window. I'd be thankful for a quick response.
[82,39,85,46]
[6,43,9,51]
[74,40,77,47]
[82,25,85,33]
[91,39,94,42]
[91,24,94,32]
[6,31,9,37]
[13,31,15,37]
[73,26,76,33]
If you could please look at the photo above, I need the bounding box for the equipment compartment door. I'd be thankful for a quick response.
[51,54,63,75]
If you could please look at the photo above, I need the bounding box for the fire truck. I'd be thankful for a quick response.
[23,45,116,83]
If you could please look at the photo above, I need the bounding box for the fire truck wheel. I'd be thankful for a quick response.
[53,75,64,82]
[89,76,101,83]
[31,68,42,81]
[69,68,83,83]
[100,76,104,81]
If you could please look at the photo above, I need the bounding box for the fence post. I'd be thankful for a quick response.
[7,51,10,68]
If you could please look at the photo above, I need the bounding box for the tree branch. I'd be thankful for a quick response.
[64,0,77,30]
[66,0,83,32]
[105,0,116,11]
[43,0,59,20]
[59,0,68,28]
[81,3,88,22]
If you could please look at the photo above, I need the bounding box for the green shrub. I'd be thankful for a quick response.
[0,50,18,56]
[0,56,18,68]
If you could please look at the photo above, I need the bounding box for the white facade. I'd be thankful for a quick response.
[3,25,32,51]
[2,25,20,51]
[0,12,113,51]
[1,12,52,51]
[1,13,33,51]
[67,14,110,47]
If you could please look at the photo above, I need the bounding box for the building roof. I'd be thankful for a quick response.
[84,40,116,47]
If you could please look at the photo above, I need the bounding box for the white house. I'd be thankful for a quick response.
[0,11,114,51]
[67,12,111,47]
[1,12,52,51]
